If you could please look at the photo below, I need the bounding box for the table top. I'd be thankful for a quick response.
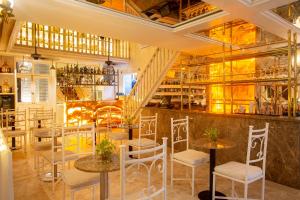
[74,154,120,173]
[198,138,235,150]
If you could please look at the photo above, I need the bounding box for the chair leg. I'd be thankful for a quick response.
[52,164,55,192]
[34,154,37,169]
[244,183,248,200]
[138,147,141,170]
[170,159,173,188]
[63,183,66,200]
[37,155,41,177]
[192,167,195,196]
[92,185,95,200]
[261,177,265,200]
[212,174,216,200]
[231,180,235,198]
[70,190,75,200]
[24,135,27,153]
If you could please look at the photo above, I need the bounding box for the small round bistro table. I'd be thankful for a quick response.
[198,138,235,200]
[74,154,120,200]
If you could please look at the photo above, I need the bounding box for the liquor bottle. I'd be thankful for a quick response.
[2,80,10,93]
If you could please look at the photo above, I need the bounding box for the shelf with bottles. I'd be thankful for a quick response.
[56,63,119,87]
[156,87,205,95]
[0,55,14,74]
[56,64,118,76]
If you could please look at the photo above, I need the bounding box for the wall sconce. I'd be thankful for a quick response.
[0,0,14,22]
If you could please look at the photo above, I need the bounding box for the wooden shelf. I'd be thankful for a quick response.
[159,85,206,89]
[156,92,189,96]
[0,73,14,76]
[0,93,15,95]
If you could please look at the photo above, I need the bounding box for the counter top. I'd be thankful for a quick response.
[143,107,300,122]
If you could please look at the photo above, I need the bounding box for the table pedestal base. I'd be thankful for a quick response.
[100,172,109,200]
[198,190,226,200]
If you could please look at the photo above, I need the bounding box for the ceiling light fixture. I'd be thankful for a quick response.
[50,60,55,70]
[0,0,14,22]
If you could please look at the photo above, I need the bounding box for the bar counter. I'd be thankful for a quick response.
[142,107,300,189]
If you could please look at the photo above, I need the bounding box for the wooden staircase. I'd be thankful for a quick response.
[124,48,179,119]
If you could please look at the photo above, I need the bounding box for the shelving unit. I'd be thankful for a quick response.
[56,63,120,102]
[149,68,206,110]
[0,56,16,110]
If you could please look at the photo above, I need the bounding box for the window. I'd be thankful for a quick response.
[123,73,137,95]
[17,61,50,103]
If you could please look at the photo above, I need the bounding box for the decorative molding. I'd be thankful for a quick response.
[238,0,271,7]
[261,10,300,33]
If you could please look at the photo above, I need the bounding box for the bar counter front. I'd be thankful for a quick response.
[142,107,300,189]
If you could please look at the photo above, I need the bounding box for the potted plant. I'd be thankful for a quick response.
[123,115,133,125]
[204,127,219,143]
[96,138,115,161]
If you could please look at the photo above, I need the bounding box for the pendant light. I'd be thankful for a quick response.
[50,59,55,70]
[18,56,27,72]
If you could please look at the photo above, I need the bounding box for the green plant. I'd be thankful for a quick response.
[123,115,133,125]
[96,138,115,160]
[204,128,219,142]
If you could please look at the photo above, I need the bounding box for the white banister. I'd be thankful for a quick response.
[0,129,14,200]
[125,48,179,119]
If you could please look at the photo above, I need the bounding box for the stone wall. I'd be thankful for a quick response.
[142,108,300,189]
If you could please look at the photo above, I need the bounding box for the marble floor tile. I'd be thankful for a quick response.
[12,148,300,200]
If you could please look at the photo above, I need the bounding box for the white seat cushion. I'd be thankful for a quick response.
[41,150,78,163]
[128,138,157,147]
[108,132,128,140]
[214,161,263,181]
[173,149,209,166]
[62,168,100,189]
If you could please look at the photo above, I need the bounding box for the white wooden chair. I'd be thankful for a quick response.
[61,124,99,200]
[1,109,27,152]
[120,137,168,200]
[29,108,55,170]
[127,113,158,160]
[213,123,269,200]
[170,116,209,196]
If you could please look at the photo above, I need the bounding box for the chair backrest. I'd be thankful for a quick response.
[120,137,167,200]
[60,124,96,167]
[0,109,27,131]
[246,123,269,178]
[171,116,189,155]
[138,113,158,142]
[29,108,54,128]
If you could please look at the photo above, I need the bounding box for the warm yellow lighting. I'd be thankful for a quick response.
[210,59,255,113]
[16,22,130,59]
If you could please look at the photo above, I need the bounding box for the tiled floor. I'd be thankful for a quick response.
[12,148,300,200]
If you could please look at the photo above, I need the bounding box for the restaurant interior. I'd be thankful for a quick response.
[0,0,300,200]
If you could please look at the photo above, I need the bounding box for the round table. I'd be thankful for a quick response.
[74,154,120,200]
[198,138,235,200]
